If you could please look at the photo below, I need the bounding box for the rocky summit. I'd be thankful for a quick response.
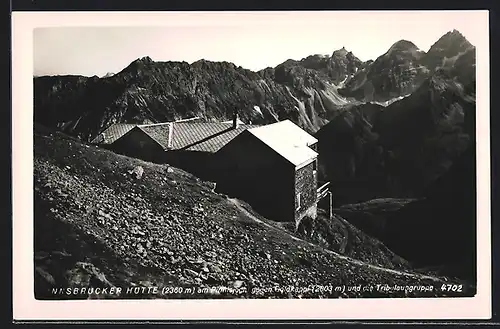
[338,31,475,102]
[419,29,475,73]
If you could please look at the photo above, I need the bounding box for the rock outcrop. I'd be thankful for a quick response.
[317,66,475,205]
[338,30,475,102]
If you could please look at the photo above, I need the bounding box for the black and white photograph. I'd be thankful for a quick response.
[12,9,491,320]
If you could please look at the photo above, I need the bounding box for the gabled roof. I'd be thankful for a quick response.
[91,123,137,144]
[171,122,258,152]
[94,118,317,165]
[91,117,203,146]
[98,119,258,153]
[247,119,318,167]
[136,123,172,150]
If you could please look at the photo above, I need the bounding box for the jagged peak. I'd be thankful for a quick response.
[308,54,329,59]
[387,40,420,53]
[428,29,473,51]
[449,29,466,38]
[114,56,155,76]
[332,46,349,57]
[331,47,362,64]
[441,29,468,42]
[136,56,153,63]
[191,59,240,71]
[277,58,300,67]
[129,56,154,67]
[192,58,211,64]
[193,58,233,66]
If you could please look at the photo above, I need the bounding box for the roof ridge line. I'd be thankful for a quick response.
[174,116,201,123]
[138,122,170,127]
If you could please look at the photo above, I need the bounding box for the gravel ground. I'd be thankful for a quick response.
[33,125,475,299]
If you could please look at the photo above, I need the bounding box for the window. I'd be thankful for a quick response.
[296,192,301,210]
[313,159,318,181]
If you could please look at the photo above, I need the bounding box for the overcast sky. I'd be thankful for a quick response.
[33,11,487,77]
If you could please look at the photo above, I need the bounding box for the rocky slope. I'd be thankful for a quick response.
[316,64,476,205]
[336,144,476,282]
[335,198,418,240]
[384,143,477,282]
[34,124,473,299]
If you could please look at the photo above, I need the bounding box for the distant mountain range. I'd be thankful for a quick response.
[34,29,474,137]
[33,29,476,202]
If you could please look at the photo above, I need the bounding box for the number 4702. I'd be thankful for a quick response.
[441,284,463,292]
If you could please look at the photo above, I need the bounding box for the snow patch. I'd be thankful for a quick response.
[370,94,411,107]
[320,89,349,106]
[258,79,272,93]
[337,75,349,88]
[285,86,306,111]
[253,105,263,117]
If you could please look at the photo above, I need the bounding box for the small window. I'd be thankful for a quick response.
[296,192,301,210]
[313,159,317,171]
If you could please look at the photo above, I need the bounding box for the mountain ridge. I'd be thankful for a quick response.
[337,30,475,102]
[33,29,476,205]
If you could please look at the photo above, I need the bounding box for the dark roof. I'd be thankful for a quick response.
[96,117,260,154]
[136,124,172,150]
[91,123,137,144]
[91,117,202,146]
[171,122,258,152]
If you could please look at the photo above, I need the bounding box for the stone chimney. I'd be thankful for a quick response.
[232,109,240,129]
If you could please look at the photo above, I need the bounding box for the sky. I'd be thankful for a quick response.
[32,11,488,77]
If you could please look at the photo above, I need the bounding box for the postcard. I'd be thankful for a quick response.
[12,9,491,321]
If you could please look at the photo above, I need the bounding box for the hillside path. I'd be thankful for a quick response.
[227,198,449,284]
